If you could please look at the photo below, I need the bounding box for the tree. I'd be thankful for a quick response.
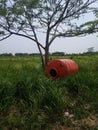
[0,0,98,69]
[79,8,98,34]
[87,47,94,52]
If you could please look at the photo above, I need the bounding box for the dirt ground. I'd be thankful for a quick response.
[53,114,98,130]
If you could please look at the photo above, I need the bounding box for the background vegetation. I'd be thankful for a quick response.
[0,53,98,130]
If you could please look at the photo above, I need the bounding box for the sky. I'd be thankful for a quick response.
[0,33,98,54]
[0,2,98,55]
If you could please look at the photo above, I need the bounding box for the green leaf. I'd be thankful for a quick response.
[0,9,7,16]
[0,31,5,35]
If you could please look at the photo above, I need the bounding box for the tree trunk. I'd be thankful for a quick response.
[45,46,49,67]
[38,49,49,71]
[40,53,45,70]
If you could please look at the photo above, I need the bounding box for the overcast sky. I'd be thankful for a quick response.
[0,33,98,54]
[0,2,98,55]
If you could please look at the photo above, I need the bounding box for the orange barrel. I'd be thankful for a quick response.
[45,59,78,78]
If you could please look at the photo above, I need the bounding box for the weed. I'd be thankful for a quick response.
[0,54,98,129]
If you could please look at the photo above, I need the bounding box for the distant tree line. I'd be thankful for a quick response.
[0,53,13,56]
[15,53,40,56]
[51,52,65,56]
[0,51,98,57]
[0,53,40,57]
[0,52,65,56]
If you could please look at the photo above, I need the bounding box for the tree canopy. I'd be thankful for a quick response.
[0,0,98,68]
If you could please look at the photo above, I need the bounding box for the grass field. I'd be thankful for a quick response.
[0,54,98,130]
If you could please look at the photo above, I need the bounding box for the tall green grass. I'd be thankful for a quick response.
[0,54,98,129]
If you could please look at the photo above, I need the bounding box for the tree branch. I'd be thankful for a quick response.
[0,34,12,41]
[50,0,70,29]
[11,31,45,50]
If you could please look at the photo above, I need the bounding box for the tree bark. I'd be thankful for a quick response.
[45,46,49,67]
